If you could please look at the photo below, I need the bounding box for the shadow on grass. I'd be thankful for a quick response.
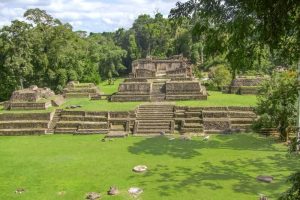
[129,154,299,198]
[128,134,297,198]
[128,133,279,159]
[128,136,203,159]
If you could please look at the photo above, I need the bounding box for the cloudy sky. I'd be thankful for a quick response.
[0,0,184,32]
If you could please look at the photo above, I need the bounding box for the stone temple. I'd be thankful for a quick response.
[111,55,207,101]
[4,85,64,110]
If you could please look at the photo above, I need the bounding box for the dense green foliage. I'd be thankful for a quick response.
[255,71,297,140]
[279,171,300,200]
[0,9,126,100]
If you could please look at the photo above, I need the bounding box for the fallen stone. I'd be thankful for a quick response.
[107,186,119,195]
[128,187,143,196]
[15,188,25,194]
[256,175,274,183]
[86,192,101,200]
[133,165,148,173]
[160,131,165,136]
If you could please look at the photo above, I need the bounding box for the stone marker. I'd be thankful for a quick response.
[133,165,148,173]
[86,192,101,200]
[256,175,274,183]
[107,186,119,195]
[128,187,143,196]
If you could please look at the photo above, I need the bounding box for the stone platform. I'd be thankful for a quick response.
[63,81,102,99]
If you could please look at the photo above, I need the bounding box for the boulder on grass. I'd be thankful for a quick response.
[132,165,148,173]
[128,187,143,196]
[107,186,119,195]
[86,192,101,200]
[256,175,274,183]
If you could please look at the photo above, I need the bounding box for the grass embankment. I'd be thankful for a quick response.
[0,133,297,200]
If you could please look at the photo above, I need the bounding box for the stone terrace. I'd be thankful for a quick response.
[63,81,102,99]
[0,104,257,136]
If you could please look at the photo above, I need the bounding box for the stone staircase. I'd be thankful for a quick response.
[55,111,108,134]
[151,82,166,101]
[46,109,62,134]
[134,104,175,135]
[228,107,256,131]
[180,107,204,133]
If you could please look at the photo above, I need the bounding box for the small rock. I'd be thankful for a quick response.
[128,187,143,196]
[133,165,148,173]
[15,188,25,194]
[203,135,210,141]
[160,131,165,136]
[107,186,119,195]
[256,175,274,183]
[169,137,175,141]
[86,192,101,200]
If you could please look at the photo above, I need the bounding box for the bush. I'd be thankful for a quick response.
[255,71,297,141]
[208,65,231,90]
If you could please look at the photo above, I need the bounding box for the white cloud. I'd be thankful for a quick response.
[0,0,186,32]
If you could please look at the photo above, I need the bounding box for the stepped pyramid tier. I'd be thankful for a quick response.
[4,85,64,110]
[223,76,268,95]
[111,55,207,102]
[63,81,102,98]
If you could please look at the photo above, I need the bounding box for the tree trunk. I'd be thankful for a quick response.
[200,46,204,64]
[297,58,300,152]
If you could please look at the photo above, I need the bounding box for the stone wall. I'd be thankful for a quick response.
[165,81,207,100]
[225,77,267,95]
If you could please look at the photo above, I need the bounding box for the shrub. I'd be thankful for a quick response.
[255,71,297,141]
[208,65,231,90]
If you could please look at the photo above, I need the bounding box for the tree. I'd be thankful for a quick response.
[255,71,297,141]
[279,171,300,200]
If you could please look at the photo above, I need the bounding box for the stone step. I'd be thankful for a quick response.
[184,118,203,123]
[137,114,173,117]
[76,129,108,134]
[180,127,204,133]
[0,129,46,135]
[137,121,171,125]
[135,130,171,134]
[231,124,252,130]
[60,116,107,122]
[137,123,170,127]
[0,121,49,129]
[230,118,254,124]
[105,131,128,138]
[137,126,170,130]
[55,128,78,133]
[183,123,203,128]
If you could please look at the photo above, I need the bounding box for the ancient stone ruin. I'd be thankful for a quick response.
[0,103,257,136]
[111,55,207,101]
[63,81,102,99]
[223,76,267,95]
[4,85,64,110]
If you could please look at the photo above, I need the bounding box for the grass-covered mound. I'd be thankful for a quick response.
[0,133,298,200]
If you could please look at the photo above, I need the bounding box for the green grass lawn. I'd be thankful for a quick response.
[98,79,124,95]
[0,133,298,200]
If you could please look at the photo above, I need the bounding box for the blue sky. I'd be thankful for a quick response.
[0,0,185,32]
